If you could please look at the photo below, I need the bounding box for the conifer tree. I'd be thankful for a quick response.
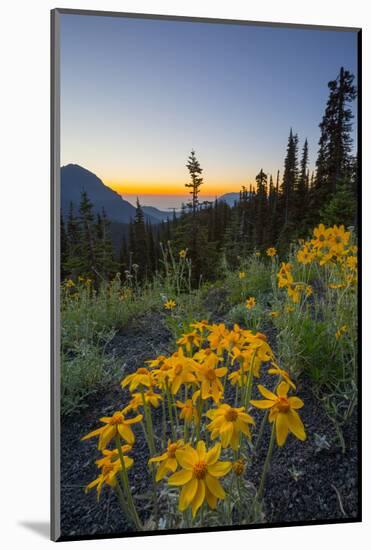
[277,130,299,249]
[95,209,116,279]
[314,67,357,202]
[132,199,149,279]
[185,150,204,214]
[254,169,268,247]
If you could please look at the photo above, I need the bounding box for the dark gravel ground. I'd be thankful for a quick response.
[60,312,359,538]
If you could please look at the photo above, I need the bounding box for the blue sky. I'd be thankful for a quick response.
[60,13,358,209]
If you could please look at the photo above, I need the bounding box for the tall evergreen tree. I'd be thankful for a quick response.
[132,199,149,279]
[314,67,357,201]
[185,150,204,214]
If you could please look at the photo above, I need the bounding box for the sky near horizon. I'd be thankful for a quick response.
[60,14,358,210]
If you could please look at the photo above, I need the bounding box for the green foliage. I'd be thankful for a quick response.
[61,334,119,416]
[319,182,356,227]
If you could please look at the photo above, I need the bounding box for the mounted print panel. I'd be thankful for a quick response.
[51,8,361,542]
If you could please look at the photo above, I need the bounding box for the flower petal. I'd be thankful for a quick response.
[206,442,221,465]
[149,452,168,463]
[176,448,198,470]
[196,441,206,460]
[191,479,206,517]
[81,426,104,441]
[125,414,143,425]
[277,381,289,397]
[168,469,193,486]
[179,478,198,511]
[275,413,289,447]
[99,425,116,450]
[257,385,277,401]
[287,410,306,441]
[205,474,225,499]
[118,424,134,444]
[167,457,178,472]
[288,396,304,410]
[220,422,233,447]
[205,486,217,509]
[250,399,274,409]
[207,461,231,478]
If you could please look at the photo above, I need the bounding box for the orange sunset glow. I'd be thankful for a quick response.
[105,178,254,197]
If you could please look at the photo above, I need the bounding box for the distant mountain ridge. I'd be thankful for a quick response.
[61,164,171,225]
[217,192,241,206]
[61,164,241,223]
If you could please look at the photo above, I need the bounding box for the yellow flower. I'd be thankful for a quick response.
[164,299,176,310]
[207,323,230,355]
[179,249,187,259]
[269,310,280,318]
[329,225,351,252]
[65,279,75,288]
[86,447,133,500]
[232,458,245,476]
[206,404,255,450]
[121,367,154,391]
[238,271,246,279]
[277,262,293,288]
[81,411,143,450]
[195,360,227,403]
[312,223,331,249]
[228,370,243,387]
[122,394,143,414]
[166,348,198,394]
[95,444,133,469]
[190,320,211,333]
[297,246,314,265]
[149,439,186,481]
[146,355,167,369]
[168,441,231,517]
[335,325,348,340]
[176,399,200,424]
[266,247,277,257]
[177,331,202,353]
[245,297,256,309]
[346,255,357,270]
[287,283,301,303]
[267,364,296,389]
[255,251,261,257]
[285,304,295,313]
[131,389,163,408]
[250,382,306,447]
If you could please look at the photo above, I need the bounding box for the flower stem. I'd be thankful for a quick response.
[257,424,275,502]
[115,436,142,530]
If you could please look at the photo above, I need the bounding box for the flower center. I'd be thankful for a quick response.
[276,397,290,412]
[137,368,148,375]
[319,234,325,242]
[335,236,342,243]
[110,412,124,425]
[225,408,238,422]
[205,368,216,381]
[193,461,208,479]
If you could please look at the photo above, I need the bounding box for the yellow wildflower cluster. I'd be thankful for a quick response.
[275,224,357,304]
[82,321,307,525]
[297,224,357,287]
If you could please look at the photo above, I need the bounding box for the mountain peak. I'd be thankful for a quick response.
[61,164,159,225]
